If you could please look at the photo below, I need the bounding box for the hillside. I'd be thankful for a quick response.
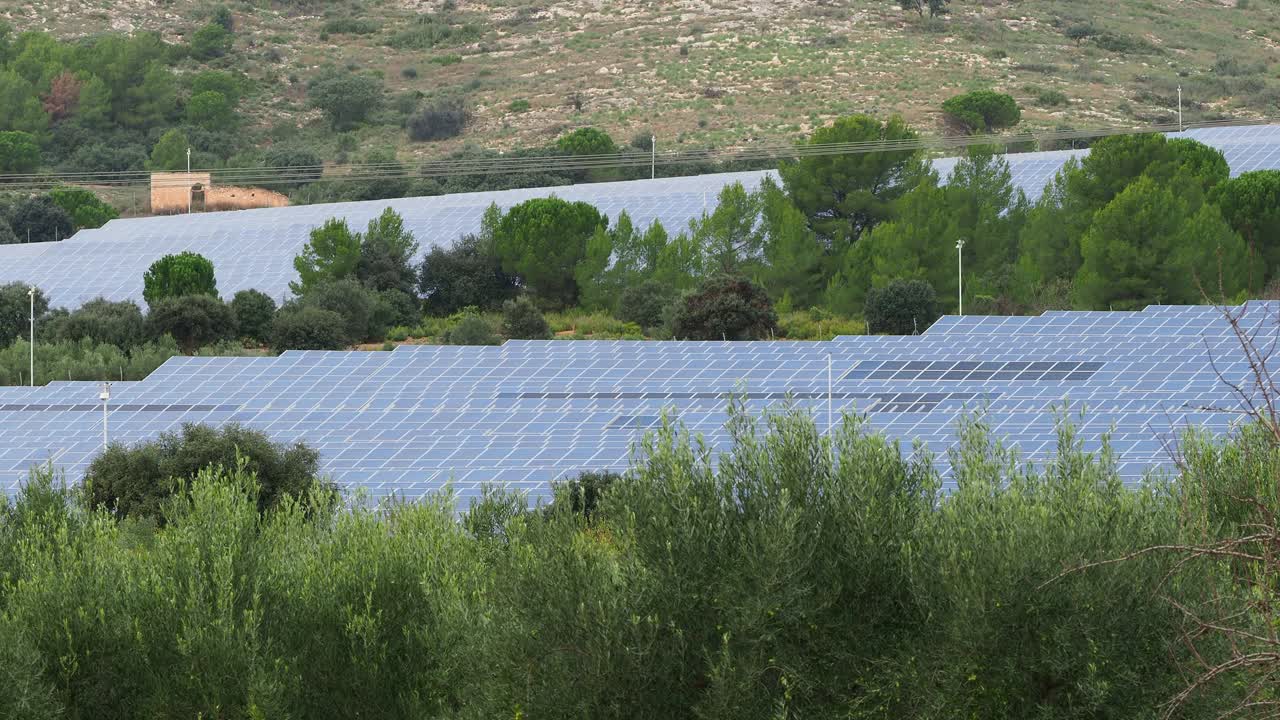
[6,0,1279,166]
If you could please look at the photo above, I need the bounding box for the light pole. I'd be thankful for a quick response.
[99,382,111,448]
[27,286,35,387]
[956,238,966,315]
[1177,85,1183,132]
[186,147,193,213]
[650,134,656,180]
[827,352,834,462]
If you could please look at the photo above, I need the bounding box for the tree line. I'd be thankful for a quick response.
[0,399,1275,718]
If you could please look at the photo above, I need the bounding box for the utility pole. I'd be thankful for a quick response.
[186,147,193,213]
[651,134,656,180]
[956,238,966,315]
[1177,85,1183,132]
[27,286,35,387]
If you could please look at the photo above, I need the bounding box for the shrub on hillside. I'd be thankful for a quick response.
[864,279,938,335]
[669,274,777,341]
[500,297,551,340]
[229,289,277,344]
[408,97,469,142]
[146,294,237,353]
[271,305,348,351]
[85,423,326,522]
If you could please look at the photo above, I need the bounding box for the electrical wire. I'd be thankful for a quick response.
[0,116,1274,192]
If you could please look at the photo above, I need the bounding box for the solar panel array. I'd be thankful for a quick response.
[2,125,1279,309]
[2,303,1273,503]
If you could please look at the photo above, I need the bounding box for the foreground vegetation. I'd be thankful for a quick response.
[0,404,1275,718]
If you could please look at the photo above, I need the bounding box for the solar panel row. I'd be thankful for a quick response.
[1,302,1273,503]
[2,125,1278,310]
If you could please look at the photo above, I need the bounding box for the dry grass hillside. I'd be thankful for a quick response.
[7,0,1280,157]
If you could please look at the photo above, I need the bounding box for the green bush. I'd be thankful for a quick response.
[322,17,380,35]
[47,187,119,230]
[507,98,530,113]
[85,423,326,522]
[617,280,674,330]
[429,54,462,66]
[7,195,73,243]
[44,297,146,349]
[864,278,938,335]
[190,21,233,60]
[307,73,384,129]
[296,278,377,343]
[444,313,500,345]
[229,289,277,344]
[271,305,348,351]
[146,294,237,353]
[407,97,469,142]
[669,274,778,340]
[385,14,482,50]
[500,296,551,339]
[142,252,218,307]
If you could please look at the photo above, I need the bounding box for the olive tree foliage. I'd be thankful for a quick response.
[142,251,218,307]
[492,197,607,309]
[85,422,324,522]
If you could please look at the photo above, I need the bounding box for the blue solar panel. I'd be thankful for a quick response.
[2,124,1279,309]
[1,302,1276,503]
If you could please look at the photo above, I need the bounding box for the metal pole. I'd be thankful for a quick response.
[956,238,965,315]
[651,135,656,180]
[100,382,111,448]
[187,148,193,213]
[1177,86,1183,132]
[27,286,34,387]
[827,352,834,452]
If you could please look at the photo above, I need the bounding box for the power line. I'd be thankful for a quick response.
[0,117,1273,193]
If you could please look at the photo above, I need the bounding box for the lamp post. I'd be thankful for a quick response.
[827,352,834,462]
[186,147,193,213]
[27,286,35,387]
[651,134,656,180]
[99,382,111,448]
[956,237,966,315]
[1177,85,1183,132]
